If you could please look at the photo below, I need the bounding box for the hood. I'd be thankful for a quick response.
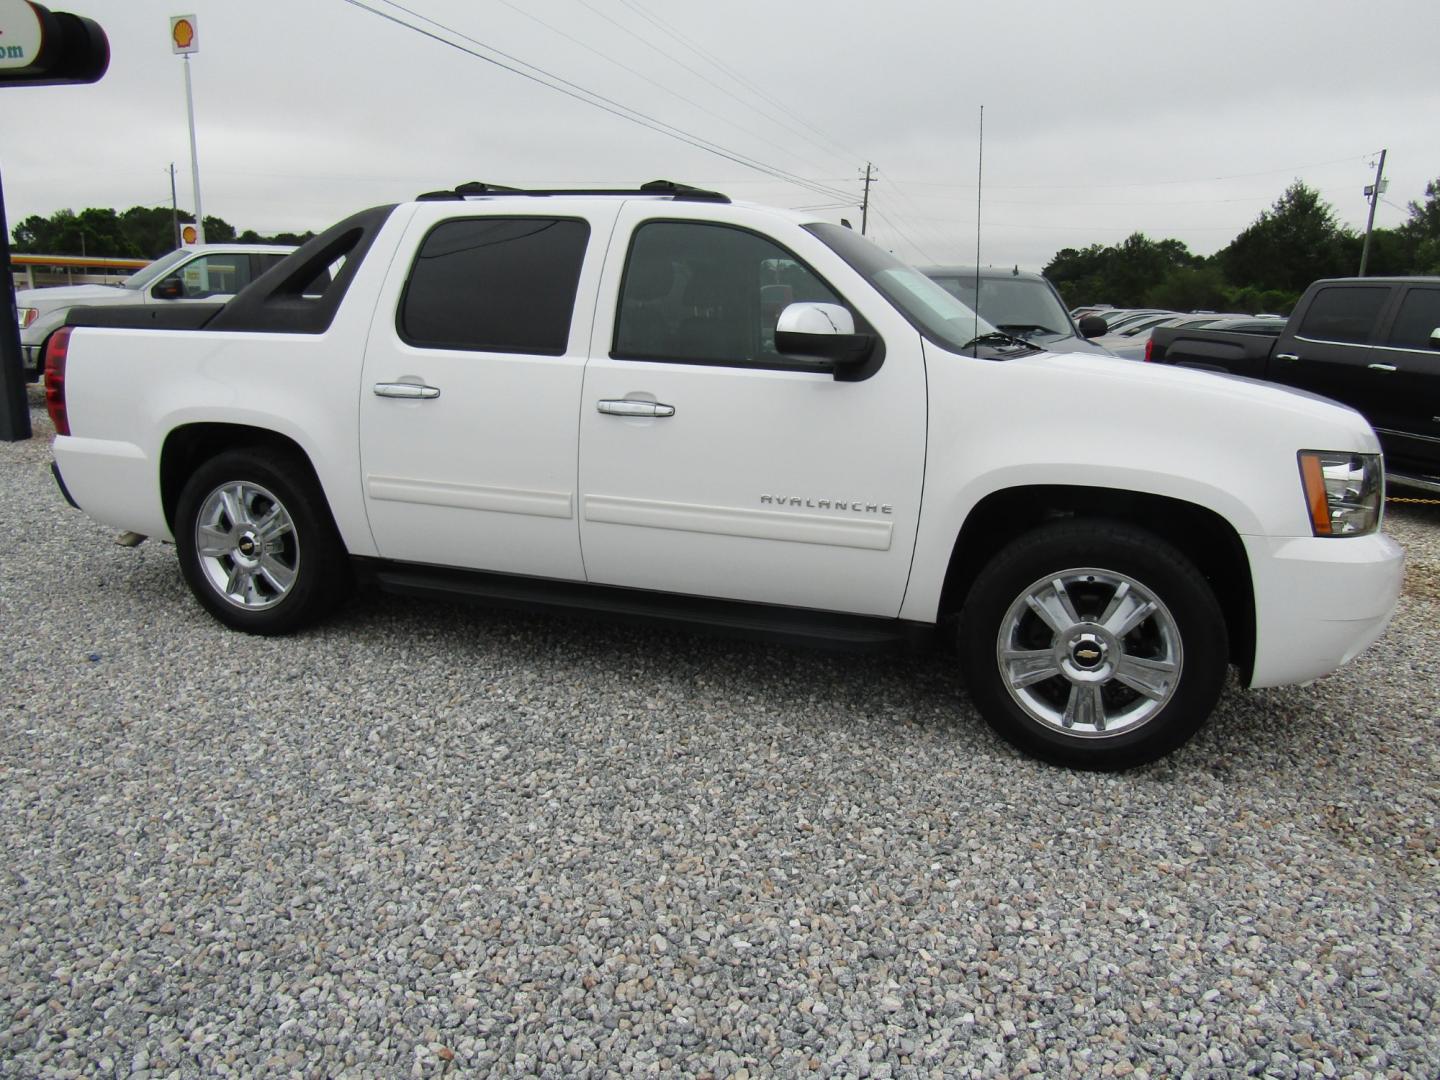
[15,283,130,309]
[1017,349,1379,447]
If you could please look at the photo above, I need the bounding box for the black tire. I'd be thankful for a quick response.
[958,520,1228,770]
[174,448,349,634]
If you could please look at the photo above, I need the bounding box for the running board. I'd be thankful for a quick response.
[358,559,936,653]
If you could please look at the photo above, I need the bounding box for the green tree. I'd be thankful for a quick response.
[1045,233,1199,308]
[1217,182,1351,293]
[1143,264,1230,312]
[1402,177,1440,274]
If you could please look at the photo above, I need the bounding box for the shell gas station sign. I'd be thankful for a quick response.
[170,14,196,54]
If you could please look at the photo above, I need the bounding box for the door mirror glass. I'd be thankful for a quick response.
[151,277,184,300]
[1431,327,1440,350]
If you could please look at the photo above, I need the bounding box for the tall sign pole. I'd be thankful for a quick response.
[171,15,203,244]
[1358,149,1387,278]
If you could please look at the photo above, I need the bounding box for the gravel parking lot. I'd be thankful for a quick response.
[3,390,1438,1078]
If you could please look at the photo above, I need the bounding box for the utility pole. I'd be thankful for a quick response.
[169,163,181,250]
[860,162,875,236]
[1358,149,1387,277]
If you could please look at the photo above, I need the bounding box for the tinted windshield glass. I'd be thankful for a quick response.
[122,248,193,291]
[805,223,996,352]
[927,273,1071,340]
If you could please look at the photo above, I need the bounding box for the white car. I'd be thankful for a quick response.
[14,244,294,380]
[44,182,1403,769]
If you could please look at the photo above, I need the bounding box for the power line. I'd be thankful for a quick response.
[894,154,1375,192]
[482,0,845,180]
[336,0,855,205]
[611,0,862,169]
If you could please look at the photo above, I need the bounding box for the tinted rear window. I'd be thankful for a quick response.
[1387,288,1440,350]
[1297,286,1389,345]
[399,217,590,355]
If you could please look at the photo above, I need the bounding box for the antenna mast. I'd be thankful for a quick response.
[974,105,984,353]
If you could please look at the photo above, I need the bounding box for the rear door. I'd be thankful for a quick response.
[1369,284,1440,473]
[576,203,927,618]
[1270,283,1394,420]
[358,202,613,578]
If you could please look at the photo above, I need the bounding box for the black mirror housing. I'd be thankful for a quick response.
[1078,315,1108,339]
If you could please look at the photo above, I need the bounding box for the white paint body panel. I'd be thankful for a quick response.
[356,200,619,580]
[577,201,927,617]
[51,195,1403,693]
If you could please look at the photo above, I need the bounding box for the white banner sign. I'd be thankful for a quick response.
[0,0,44,70]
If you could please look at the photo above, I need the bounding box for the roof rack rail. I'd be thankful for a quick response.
[414,179,730,204]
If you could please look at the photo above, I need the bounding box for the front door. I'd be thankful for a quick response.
[359,205,612,579]
[577,207,927,617]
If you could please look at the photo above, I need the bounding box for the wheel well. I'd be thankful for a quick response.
[160,424,321,532]
[938,485,1256,679]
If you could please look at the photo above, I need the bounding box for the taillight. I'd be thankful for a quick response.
[1143,338,1154,362]
[17,307,38,329]
[43,327,71,436]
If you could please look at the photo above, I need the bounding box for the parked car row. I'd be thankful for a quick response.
[1068,305,1286,360]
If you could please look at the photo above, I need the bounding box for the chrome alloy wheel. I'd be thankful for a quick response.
[193,481,299,611]
[996,568,1182,738]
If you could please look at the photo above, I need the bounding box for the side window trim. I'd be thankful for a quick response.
[609,217,873,373]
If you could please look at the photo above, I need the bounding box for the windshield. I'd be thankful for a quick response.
[121,248,193,291]
[925,273,1073,342]
[805,223,999,353]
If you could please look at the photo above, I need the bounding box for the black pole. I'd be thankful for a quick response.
[0,163,34,441]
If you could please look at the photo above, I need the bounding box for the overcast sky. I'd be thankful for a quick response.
[4,0,1438,270]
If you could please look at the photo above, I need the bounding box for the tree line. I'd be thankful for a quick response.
[9,205,315,260]
[1043,178,1440,314]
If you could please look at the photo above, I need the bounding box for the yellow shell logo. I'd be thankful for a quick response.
[172,19,195,49]
[181,224,198,245]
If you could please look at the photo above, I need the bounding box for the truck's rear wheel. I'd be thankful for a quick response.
[959,521,1227,770]
[174,449,348,634]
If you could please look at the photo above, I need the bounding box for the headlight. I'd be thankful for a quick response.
[16,307,38,329]
[1298,451,1383,536]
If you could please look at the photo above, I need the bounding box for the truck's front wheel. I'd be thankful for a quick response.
[175,449,348,634]
[959,521,1228,769]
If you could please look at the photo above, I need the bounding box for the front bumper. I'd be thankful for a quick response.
[1245,530,1404,688]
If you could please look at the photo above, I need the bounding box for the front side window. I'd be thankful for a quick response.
[1387,288,1440,351]
[176,254,253,298]
[399,217,590,355]
[1297,286,1389,345]
[613,221,848,366]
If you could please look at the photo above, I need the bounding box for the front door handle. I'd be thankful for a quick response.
[597,399,675,418]
[374,382,441,400]
[1367,363,1398,373]
[1275,353,1300,363]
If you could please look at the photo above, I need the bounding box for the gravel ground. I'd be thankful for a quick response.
[3,389,1438,1078]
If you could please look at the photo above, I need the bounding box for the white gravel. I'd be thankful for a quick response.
[3,389,1438,1078]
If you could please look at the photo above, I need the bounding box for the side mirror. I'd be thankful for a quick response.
[775,302,877,380]
[1078,315,1108,339]
[1430,327,1440,350]
[151,277,184,300]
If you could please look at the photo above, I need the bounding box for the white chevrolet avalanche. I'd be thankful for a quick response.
[42,181,1403,769]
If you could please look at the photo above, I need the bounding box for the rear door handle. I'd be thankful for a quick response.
[1275,353,1300,363]
[597,399,675,418]
[1367,363,1397,373]
[374,382,441,399]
